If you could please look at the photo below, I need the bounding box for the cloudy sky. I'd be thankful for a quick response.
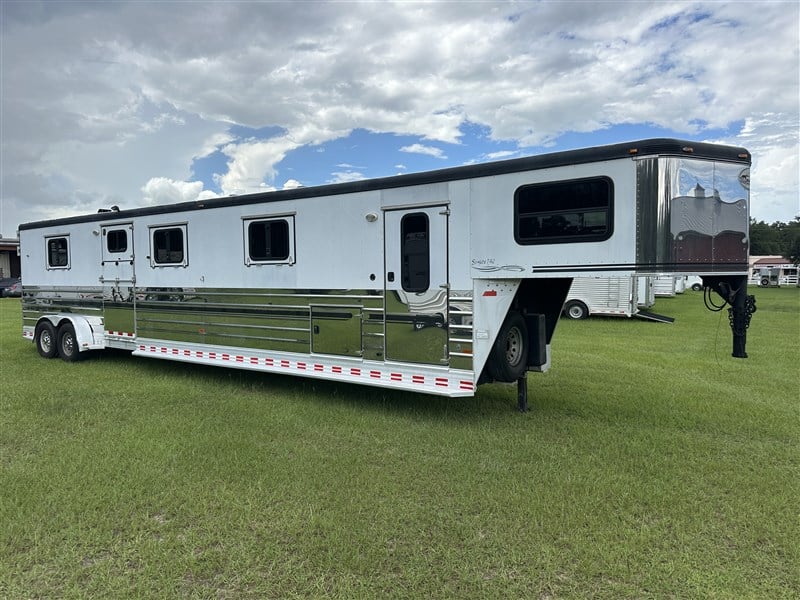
[1,1,798,236]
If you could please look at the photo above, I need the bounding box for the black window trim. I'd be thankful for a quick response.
[242,214,295,266]
[514,175,614,246]
[105,228,129,254]
[400,211,430,293]
[45,234,70,270]
[149,223,188,268]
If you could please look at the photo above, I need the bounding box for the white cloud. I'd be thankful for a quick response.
[195,132,236,159]
[282,179,304,189]
[485,150,519,160]
[0,1,797,229]
[399,144,447,159]
[141,177,213,205]
[328,171,366,184]
[731,113,800,222]
[216,136,301,195]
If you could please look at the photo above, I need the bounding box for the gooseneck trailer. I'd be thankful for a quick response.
[19,139,755,397]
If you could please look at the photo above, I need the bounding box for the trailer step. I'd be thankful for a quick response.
[635,311,675,323]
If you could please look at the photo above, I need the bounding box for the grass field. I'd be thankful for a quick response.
[1,288,798,599]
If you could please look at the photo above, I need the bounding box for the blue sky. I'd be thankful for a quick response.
[1,1,798,234]
[188,121,747,196]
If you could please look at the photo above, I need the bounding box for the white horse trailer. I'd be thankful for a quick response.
[654,275,680,297]
[638,276,656,308]
[19,139,755,399]
[562,275,671,322]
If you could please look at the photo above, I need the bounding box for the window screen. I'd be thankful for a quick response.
[401,213,430,292]
[515,177,613,244]
[47,237,69,268]
[248,220,290,261]
[106,229,128,253]
[153,227,185,264]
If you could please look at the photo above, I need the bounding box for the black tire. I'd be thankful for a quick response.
[57,323,83,362]
[691,283,702,291]
[35,321,58,359]
[564,300,589,320]
[487,312,529,383]
[760,277,770,287]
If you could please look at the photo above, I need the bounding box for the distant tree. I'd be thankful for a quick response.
[749,218,782,255]
[782,218,800,265]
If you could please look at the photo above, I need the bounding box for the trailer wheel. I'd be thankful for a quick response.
[564,300,589,320]
[691,283,703,291]
[57,323,83,362]
[487,312,528,383]
[760,277,770,287]
[35,321,58,359]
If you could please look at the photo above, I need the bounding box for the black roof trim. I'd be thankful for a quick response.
[19,138,750,231]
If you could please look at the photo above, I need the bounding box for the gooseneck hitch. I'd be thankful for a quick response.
[704,275,756,358]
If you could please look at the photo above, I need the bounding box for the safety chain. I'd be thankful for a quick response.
[728,294,757,335]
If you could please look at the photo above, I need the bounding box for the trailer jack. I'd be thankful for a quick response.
[704,275,756,358]
[517,374,528,412]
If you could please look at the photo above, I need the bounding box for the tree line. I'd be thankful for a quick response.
[749,217,800,264]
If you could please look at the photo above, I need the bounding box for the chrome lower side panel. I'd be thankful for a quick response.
[22,285,478,395]
[22,286,104,332]
[134,288,386,356]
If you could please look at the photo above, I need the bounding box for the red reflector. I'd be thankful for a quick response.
[482,290,497,297]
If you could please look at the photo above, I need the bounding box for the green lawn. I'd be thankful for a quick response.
[1,288,798,599]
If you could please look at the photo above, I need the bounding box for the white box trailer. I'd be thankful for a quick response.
[18,139,755,398]
[638,276,656,308]
[654,275,680,296]
[562,275,672,322]
[752,265,798,287]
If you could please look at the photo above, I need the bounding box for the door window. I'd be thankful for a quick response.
[401,213,429,292]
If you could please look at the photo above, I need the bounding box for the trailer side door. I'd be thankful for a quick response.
[100,223,136,337]
[384,206,449,365]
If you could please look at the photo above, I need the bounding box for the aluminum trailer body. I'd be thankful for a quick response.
[19,139,754,396]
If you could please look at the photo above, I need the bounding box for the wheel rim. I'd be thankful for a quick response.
[40,330,53,354]
[505,326,523,366]
[568,305,583,319]
[62,332,75,356]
